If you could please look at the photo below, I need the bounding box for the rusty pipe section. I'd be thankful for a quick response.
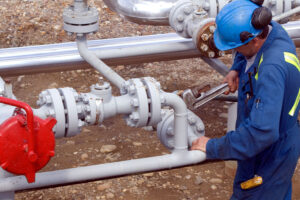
[103,0,179,25]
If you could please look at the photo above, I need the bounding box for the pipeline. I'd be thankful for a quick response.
[0,21,300,77]
[0,150,205,192]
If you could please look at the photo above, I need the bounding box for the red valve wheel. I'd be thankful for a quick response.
[0,97,56,183]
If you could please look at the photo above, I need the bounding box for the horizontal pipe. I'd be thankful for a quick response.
[273,7,300,22]
[0,151,206,192]
[0,22,299,77]
[0,33,201,77]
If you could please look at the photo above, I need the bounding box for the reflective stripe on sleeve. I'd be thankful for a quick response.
[255,54,263,80]
[284,52,300,72]
[289,88,300,116]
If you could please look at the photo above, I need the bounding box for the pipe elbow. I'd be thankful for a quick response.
[103,0,178,25]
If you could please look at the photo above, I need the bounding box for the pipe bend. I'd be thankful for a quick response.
[163,92,187,114]
[103,0,178,25]
[76,35,125,89]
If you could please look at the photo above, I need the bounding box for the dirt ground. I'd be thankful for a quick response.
[0,0,300,199]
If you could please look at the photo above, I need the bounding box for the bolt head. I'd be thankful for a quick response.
[209,26,216,33]
[85,116,91,123]
[208,51,215,58]
[168,140,175,148]
[177,15,184,22]
[167,127,174,136]
[201,44,208,52]
[45,95,52,104]
[129,85,136,95]
[196,123,204,132]
[130,98,139,107]
[218,51,225,57]
[132,113,139,121]
[83,96,89,104]
[184,6,192,15]
[201,34,209,41]
[176,25,184,32]
[49,109,55,117]
[188,116,196,125]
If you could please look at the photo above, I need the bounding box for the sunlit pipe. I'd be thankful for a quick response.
[0,22,299,77]
[76,34,125,89]
[163,92,188,151]
[103,0,178,25]
[0,150,206,192]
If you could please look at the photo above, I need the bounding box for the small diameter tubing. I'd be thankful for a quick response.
[76,35,125,89]
[163,92,188,150]
[0,151,206,192]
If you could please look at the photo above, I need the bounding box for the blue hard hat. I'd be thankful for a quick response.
[214,0,262,51]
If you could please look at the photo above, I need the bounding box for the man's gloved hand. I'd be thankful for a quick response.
[191,136,210,152]
[224,70,239,95]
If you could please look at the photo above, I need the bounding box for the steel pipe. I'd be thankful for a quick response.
[0,22,299,77]
[102,0,178,25]
[0,33,201,77]
[0,150,206,192]
[163,92,188,151]
[273,7,300,21]
[76,35,125,89]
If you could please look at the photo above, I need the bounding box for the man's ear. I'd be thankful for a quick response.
[250,37,259,46]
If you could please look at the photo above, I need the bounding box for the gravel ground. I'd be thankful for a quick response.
[0,0,299,200]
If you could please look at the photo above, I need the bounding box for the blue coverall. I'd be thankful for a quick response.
[206,21,300,200]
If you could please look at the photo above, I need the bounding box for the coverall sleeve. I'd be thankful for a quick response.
[230,52,245,72]
[206,64,286,160]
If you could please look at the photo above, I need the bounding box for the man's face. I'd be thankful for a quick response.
[234,41,257,58]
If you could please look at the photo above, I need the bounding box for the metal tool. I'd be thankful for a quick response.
[181,83,229,110]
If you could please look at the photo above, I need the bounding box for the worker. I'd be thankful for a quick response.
[191,0,300,199]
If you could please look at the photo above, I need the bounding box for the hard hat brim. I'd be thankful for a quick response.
[214,28,261,51]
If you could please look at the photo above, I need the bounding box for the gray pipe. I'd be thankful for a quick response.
[0,151,206,192]
[0,33,201,76]
[102,0,178,25]
[0,21,300,77]
[76,35,125,89]
[163,92,188,150]
[273,7,300,21]
[102,94,132,119]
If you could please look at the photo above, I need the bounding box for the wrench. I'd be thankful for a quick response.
[181,83,229,110]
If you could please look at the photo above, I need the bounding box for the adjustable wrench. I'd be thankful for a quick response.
[181,83,229,110]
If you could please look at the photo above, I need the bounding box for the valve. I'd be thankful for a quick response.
[0,97,56,183]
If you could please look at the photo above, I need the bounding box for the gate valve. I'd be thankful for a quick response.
[0,97,57,183]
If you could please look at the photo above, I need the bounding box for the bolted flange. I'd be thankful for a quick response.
[63,1,99,35]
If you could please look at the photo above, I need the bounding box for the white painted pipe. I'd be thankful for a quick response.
[102,0,178,25]
[273,7,300,21]
[76,35,125,89]
[102,94,132,119]
[163,92,188,150]
[0,169,14,200]
[0,151,206,192]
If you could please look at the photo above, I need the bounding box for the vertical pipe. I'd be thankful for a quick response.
[76,35,126,89]
[163,92,188,151]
